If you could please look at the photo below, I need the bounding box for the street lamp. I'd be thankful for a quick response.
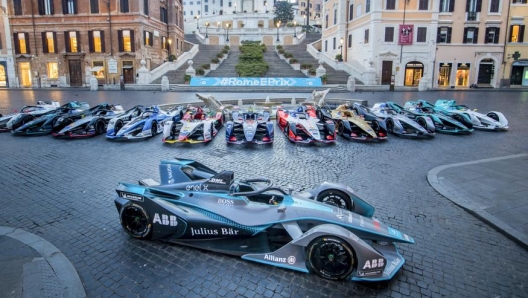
[205,22,210,38]
[168,38,172,56]
[338,37,343,61]
[195,15,200,29]
[276,20,281,42]
[226,23,230,42]
[293,20,297,38]
[234,3,237,13]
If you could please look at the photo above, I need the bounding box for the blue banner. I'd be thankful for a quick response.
[190,77,322,87]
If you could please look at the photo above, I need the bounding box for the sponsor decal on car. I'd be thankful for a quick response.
[383,258,402,277]
[209,178,226,184]
[166,164,174,184]
[186,184,209,191]
[356,270,382,277]
[217,198,234,206]
[119,192,144,202]
[363,258,385,270]
[388,227,402,238]
[153,213,178,226]
[263,254,297,265]
[190,227,240,236]
[359,215,365,227]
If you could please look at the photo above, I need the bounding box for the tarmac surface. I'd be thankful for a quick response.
[0,89,527,298]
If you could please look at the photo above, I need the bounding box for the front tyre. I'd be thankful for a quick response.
[316,190,352,211]
[307,236,355,280]
[151,121,158,136]
[119,203,152,239]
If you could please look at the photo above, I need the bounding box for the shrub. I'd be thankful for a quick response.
[224,45,230,51]
[211,58,220,64]
[196,68,205,75]
[222,48,229,54]
[216,53,224,58]
[284,52,294,59]
[235,42,269,77]
[276,45,283,50]
[278,49,285,54]
[168,54,176,62]
[183,74,191,82]
[201,64,210,70]
[335,54,343,62]
[320,74,328,83]
[289,58,298,64]
[308,67,316,75]
[301,63,313,70]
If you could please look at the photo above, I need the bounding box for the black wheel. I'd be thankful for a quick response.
[416,117,427,129]
[114,119,124,135]
[316,190,352,211]
[22,115,35,125]
[55,118,73,132]
[487,112,499,122]
[337,121,344,136]
[316,109,323,120]
[371,120,379,131]
[151,121,158,136]
[386,119,394,133]
[284,124,289,134]
[119,203,152,239]
[453,114,463,123]
[94,120,105,134]
[307,236,355,280]
[210,123,215,138]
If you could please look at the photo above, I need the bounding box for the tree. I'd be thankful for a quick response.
[273,1,294,25]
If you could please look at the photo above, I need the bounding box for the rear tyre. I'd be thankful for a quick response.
[386,119,394,133]
[416,117,427,129]
[307,236,355,280]
[22,115,35,125]
[119,203,152,239]
[316,190,352,211]
[114,119,124,135]
[95,120,105,134]
[337,121,344,136]
[151,121,158,136]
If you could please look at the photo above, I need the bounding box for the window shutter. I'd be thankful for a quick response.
[62,0,68,14]
[42,32,48,53]
[50,0,55,14]
[520,25,525,42]
[76,31,81,51]
[438,0,442,11]
[13,33,20,54]
[65,31,71,52]
[509,25,513,42]
[38,0,44,15]
[143,30,147,45]
[149,32,153,46]
[463,28,468,43]
[101,31,106,52]
[118,30,123,52]
[494,28,500,44]
[74,0,78,14]
[88,31,94,52]
[437,27,441,43]
[53,32,58,53]
[465,0,470,12]
[447,27,452,43]
[476,0,482,12]
[484,28,490,44]
[25,33,30,54]
[473,28,479,44]
[130,30,135,51]
[449,0,455,12]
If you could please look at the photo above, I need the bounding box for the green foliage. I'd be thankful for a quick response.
[168,55,176,62]
[278,48,285,54]
[211,58,220,64]
[284,52,294,59]
[335,54,343,62]
[183,74,191,82]
[235,63,269,77]
[276,45,283,50]
[289,58,298,64]
[320,74,328,83]
[196,68,205,75]
[273,1,294,25]
[224,45,230,51]
[235,42,269,77]
[301,63,313,70]
[308,67,316,75]
[222,48,229,54]
[201,64,210,70]
[216,53,224,58]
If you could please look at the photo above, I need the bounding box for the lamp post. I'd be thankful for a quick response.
[234,3,237,13]
[195,15,200,29]
[226,23,230,42]
[168,38,172,57]
[293,20,297,38]
[276,20,281,42]
[339,37,343,60]
[205,22,210,38]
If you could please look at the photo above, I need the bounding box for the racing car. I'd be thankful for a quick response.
[387,101,473,134]
[12,101,90,136]
[51,103,116,134]
[434,99,508,131]
[0,101,61,132]
[225,105,274,144]
[355,103,435,138]
[53,105,143,138]
[162,93,228,144]
[115,158,414,282]
[107,105,183,141]
[417,100,474,129]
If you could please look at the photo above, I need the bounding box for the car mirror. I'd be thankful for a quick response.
[277,206,286,213]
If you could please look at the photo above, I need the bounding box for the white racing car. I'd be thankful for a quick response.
[434,99,508,131]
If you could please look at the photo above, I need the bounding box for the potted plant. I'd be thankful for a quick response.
[196,68,205,76]
[335,54,343,62]
[308,67,316,76]
[320,74,328,84]
[210,58,220,70]
[289,58,300,70]
[183,74,191,84]
[168,54,176,62]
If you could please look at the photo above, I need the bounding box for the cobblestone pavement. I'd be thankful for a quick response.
[0,90,527,297]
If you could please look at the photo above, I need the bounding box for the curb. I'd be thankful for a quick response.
[427,154,528,250]
[0,226,86,298]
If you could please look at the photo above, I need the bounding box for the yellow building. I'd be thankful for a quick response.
[504,0,528,87]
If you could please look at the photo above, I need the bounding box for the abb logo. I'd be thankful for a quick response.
[363,258,385,269]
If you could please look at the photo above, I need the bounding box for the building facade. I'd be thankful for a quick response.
[8,0,184,88]
[1,0,16,87]
[504,0,528,87]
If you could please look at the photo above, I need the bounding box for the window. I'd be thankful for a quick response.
[349,4,353,20]
[161,7,168,23]
[364,29,369,44]
[38,0,54,15]
[333,9,337,25]
[417,27,427,42]
[385,27,394,42]
[325,14,328,28]
[463,27,479,43]
[228,1,231,7]
[366,0,370,12]
[301,2,305,6]
[118,30,134,52]
[205,4,209,12]
[509,25,525,42]
[162,36,167,50]
[90,0,99,13]
[47,62,59,79]
[42,32,57,53]
[92,61,105,79]
[144,0,149,15]
[14,0,23,15]
[62,0,77,14]
[65,31,80,52]
[120,0,129,13]
[89,30,105,52]
[332,37,336,49]
[466,0,482,20]
[144,31,153,46]
[419,0,429,10]
[485,27,500,43]
[437,27,452,43]
[324,40,327,52]
[439,0,454,12]
[14,33,30,54]
[489,0,500,12]
[348,34,352,47]
[386,0,396,10]
[512,0,527,3]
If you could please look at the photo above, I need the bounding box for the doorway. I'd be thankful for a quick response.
[438,63,452,87]
[404,61,424,86]
[381,61,393,85]
[19,62,32,87]
[68,60,83,86]
[122,61,134,84]
[477,59,494,85]
[0,63,7,87]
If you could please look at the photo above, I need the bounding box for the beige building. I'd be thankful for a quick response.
[1,0,16,87]
[8,0,184,88]
[504,0,528,87]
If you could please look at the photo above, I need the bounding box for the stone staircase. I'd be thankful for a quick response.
[207,46,240,77]
[283,33,353,85]
[262,46,305,77]
[151,34,224,84]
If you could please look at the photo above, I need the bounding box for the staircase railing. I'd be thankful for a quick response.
[307,41,365,84]
[149,43,199,83]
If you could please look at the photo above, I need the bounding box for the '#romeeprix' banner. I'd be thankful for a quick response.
[399,24,414,45]
[190,77,323,87]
